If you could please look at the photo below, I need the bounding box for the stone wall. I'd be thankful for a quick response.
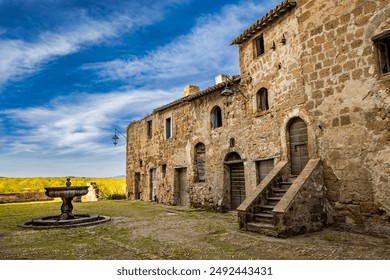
[295,0,390,234]
[0,192,53,203]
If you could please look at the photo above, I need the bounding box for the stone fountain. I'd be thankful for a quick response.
[19,178,110,229]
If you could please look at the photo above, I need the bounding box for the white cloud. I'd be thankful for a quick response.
[0,0,190,89]
[0,16,134,88]
[85,1,275,86]
[1,87,181,156]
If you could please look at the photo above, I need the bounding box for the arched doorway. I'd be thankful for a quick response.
[288,117,309,175]
[225,152,245,210]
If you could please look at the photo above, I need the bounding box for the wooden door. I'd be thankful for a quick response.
[134,172,140,199]
[230,162,245,210]
[177,168,188,206]
[149,168,156,201]
[289,118,309,175]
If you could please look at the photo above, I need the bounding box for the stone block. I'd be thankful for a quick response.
[325,19,339,31]
[363,2,378,15]
[331,65,342,75]
[351,39,363,49]
[352,69,363,80]
[343,60,356,71]
[332,117,340,127]
[339,73,350,83]
[310,25,324,37]
[360,202,381,214]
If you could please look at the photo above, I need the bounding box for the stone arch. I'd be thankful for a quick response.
[225,151,242,162]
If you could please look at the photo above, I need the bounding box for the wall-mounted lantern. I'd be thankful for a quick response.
[112,128,127,145]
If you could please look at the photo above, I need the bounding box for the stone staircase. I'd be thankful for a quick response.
[238,159,327,237]
[246,180,293,236]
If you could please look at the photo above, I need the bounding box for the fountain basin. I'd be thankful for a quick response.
[45,186,89,198]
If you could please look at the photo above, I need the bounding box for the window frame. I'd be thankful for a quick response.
[147,120,153,139]
[211,106,223,129]
[257,87,269,112]
[373,30,390,75]
[165,117,173,140]
[253,34,265,58]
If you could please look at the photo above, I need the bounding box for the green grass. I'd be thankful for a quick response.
[1,200,389,260]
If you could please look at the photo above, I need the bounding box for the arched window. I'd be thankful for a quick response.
[211,106,222,129]
[257,88,269,112]
[195,143,206,182]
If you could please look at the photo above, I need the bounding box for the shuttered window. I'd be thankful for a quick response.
[195,143,206,182]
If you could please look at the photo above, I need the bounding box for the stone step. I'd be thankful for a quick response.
[259,204,274,214]
[272,188,287,193]
[254,213,273,218]
[253,213,274,223]
[276,181,293,186]
[246,222,278,237]
[260,204,274,210]
[274,182,292,190]
[271,189,287,197]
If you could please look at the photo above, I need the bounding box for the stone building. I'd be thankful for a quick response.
[126,0,390,237]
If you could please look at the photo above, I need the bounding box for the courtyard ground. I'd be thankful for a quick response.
[0,200,389,260]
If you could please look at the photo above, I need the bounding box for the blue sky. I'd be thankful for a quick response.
[0,0,278,177]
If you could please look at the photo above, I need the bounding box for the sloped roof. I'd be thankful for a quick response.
[231,0,296,45]
[153,75,241,113]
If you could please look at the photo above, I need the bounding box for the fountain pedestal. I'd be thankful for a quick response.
[45,186,89,220]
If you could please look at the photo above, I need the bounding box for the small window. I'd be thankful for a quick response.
[165,117,172,139]
[254,35,265,58]
[257,88,269,112]
[162,164,167,178]
[195,143,206,182]
[211,106,222,129]
[376,37,390,74]
[147,120,153,139]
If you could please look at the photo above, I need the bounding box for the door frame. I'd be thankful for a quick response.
[224,152,246,210]
[174,167,188,206]
[288,117,310,175]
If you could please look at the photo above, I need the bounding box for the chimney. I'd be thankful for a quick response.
[215,74,230,85]
[183,85,200,96]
